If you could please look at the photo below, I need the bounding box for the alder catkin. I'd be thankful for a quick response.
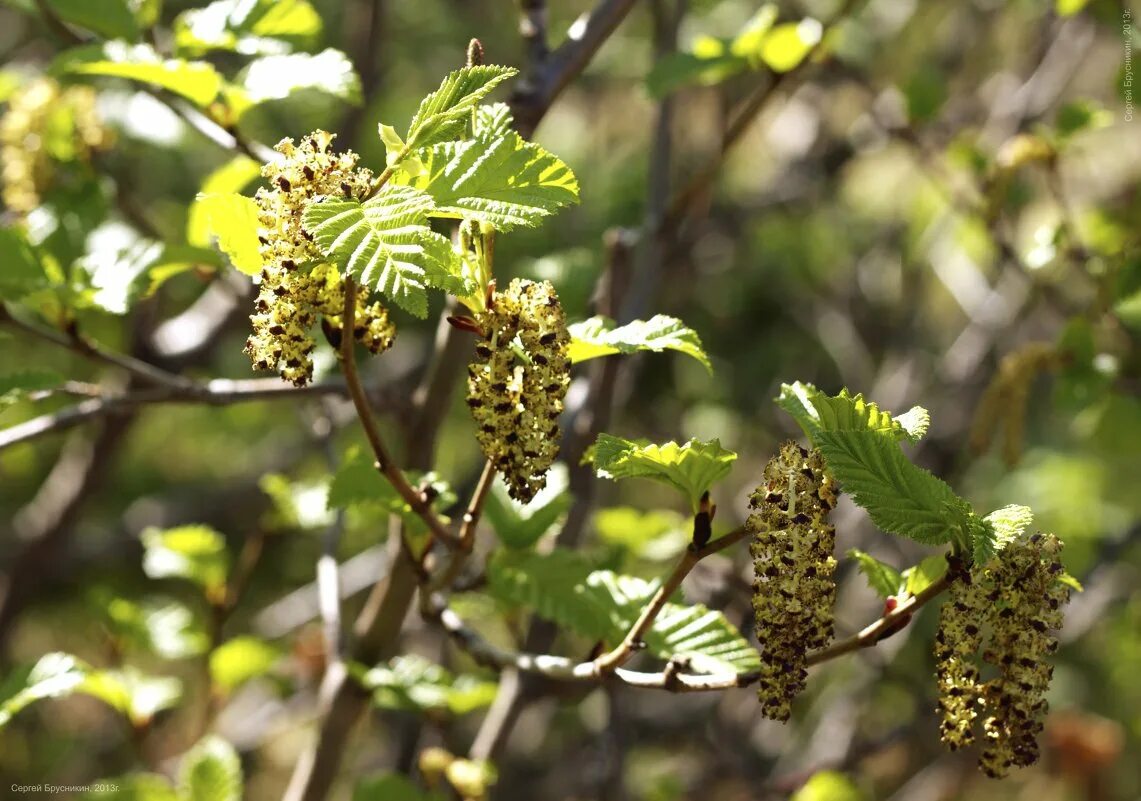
[748,442,838,722]
[466,279,570,503]
[244,131,394,385]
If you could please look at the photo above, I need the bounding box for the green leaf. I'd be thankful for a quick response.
[359,655,497,716]
[758,19,822,73]
[813,430,971,545]
[302,186,466,317]
[62,43,224,108]
[473,102,514,139]
[791,770,868,801]
[414,131,579,230]
[174,0,321,57]
[100,595,209,659]
[0,653,88,728]
[567,315,711,372]
[354,774,443,801]
[593,507,689,560]
[487,549,611,638]
[406,65,517,149]
[983,505,1034,554]
[902,553,949,597]
[1058,572,1084,592]
[593,434,737,512]
[80,774,180,801]
[0,370,63,412]
[326,446,454,532]
[484,466,569,549]
[904,64,947,124]
[1055,0,1090,16]
[776,382,929,443]
[209,636,281,692]
[46,0,140,41]
[0,225,47,300]
[729,5,781,61]
[187,156,262,245]
[178,735,242,801]
[644,49,747,99]
[141,525,229,599]
[1055,100,1112,139]
[192,193,263,275]
[235,48,361,113]
[847,549,903,599]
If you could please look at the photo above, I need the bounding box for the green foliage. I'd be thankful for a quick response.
[567,315,711,372]
[405,65,517,150]
[209,636,281,692]
[593,434,737,512]
[302,186,465,317]
[358,655,497,716]
[902,553,949,597]
[232,49,362,116]
[0,652,88,729]
[62,43,224,107]
[487,550,760,674]
[0,226,46,299]
[791,771,868,801]
[757,20,823,72]
[326,446,454,532]
[983,504,1034,552]
[192,193,263,275]
[594,507,689,561]
[777,382,929,443]
[354,774,443,801]
[178,735,242,801]
[99,594,209,659]
[141,525,230,600]
[173,0,322,56]
[847,549,903,599]
[413,130,579,230]
[484,468,569,549]
[46,0,140,41]
[0,369,62,412]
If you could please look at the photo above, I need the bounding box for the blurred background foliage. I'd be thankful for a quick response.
[0,0,1138,799]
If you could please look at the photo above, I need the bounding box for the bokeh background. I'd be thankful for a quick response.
[0,0,1138,799]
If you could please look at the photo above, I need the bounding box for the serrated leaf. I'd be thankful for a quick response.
[210,636,281,692]
[302,186,465,318]
[0,370,63,412]
[567,315,711,372]
[484,465,569,549]
[848,549,903,599]
[593,434,737,512]
[814,430,971,545]
[326,446,454,533]
[0,225,47,300]
[178,735,242,801]
[237,48,361,111]
[406,65,517,149]
[474,102,514,139]
[359,655,497,716]
[141,525,229,599]
[983,505,1034,553]
[192,193,263,275]
[62,43,223,108]
[902,553,949,597]
[174,0,321,57]
[777,382,928,443]
[46,0,140,41]
[415,131,579,230]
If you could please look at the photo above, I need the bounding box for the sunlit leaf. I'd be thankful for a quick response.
[192,193,263,275]
[759,19,822,73]
[359,655,497,716]
[46,0,140,41]
[178,735,242,801]
[848,549,903,599]
[141,525,229,599]
[406,65,516,149]
[209,636,281,692]
[567,315,711,372]
[63,43,224,107]
[593,434,737,512]
[174,0,321,56]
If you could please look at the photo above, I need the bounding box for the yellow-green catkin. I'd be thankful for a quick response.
[934,533,1068,778]
[968,343,1060,466]
[466,279,570,503]
[244,131,394,385]
[748,442,838,722]
[1,77,109,214]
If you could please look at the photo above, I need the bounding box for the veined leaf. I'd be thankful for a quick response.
[484,464,569,549]
[178,736,242,801]
[848,549,903,599]
[192,193,263,275]
[813,430,971,545]
[174,0,321,57]
[474,102,514,139]
[983,505,1034,552]
[777,382,929,443]
[406,65,517,149]
[302,186,466,318]
[62,43,223,108]
[326,446,454,533]
[415,131,579,230]
[46,0,140,40]
[358,655,497,716]
[593,434,737,512]
[567,315,711,372]
[141,525,229,600]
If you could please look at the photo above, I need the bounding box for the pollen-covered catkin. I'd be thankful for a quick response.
[934,560,987,750]
[978,533,1068,777]
[466,279,570,503]
[748,443,838,722]
[244,131,393,385]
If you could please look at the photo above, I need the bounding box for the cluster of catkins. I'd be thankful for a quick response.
[245,130,395,385]
[935,532,1068,777]
[1,77,108,214]
[466,279,570,503]
[748,442,839,721]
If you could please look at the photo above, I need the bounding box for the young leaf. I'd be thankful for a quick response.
[62,43,224,108]
[567,315,712,372]
[0,653,88,729]
[141,525,230,599]
[777,382,929,443]
[848,549,903,599]
[209,636,281,692]
[473,102,514,139]
[326,446,454,532]
[484,466,570,550]
[187,156,262,245]
[174,0,322,57]
[80,668,182,725]
[902,553,949,597]
[302,186,465,318]
[983,504,1034,552]
[358,655,497,716]
[405,65,517,149]
[236,48,362,111]
[99,595,209,660]
[593,434,737,512]
[192,193,263,275]
[415,131,579,230]
[179,736,242,801]
[813,430,971,545]
[758,19,822,73]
